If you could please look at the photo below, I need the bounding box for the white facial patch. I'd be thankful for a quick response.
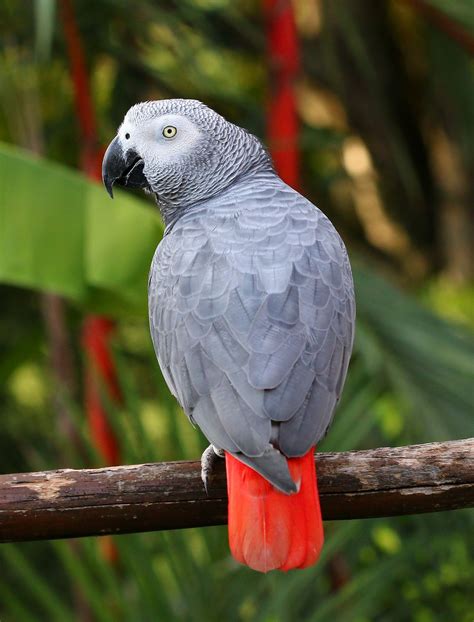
[119,113,203,166]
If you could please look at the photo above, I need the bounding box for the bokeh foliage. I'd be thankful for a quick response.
[0,1,473,621]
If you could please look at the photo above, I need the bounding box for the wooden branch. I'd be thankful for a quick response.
[0,439,472,543]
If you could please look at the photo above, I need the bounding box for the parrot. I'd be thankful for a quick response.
[102,99,355,572]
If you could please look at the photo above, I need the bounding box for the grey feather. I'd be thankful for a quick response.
[184,346,223,396]
[263,359,315,421]
[231,446,298,494]
[279,380,337,455]
[192,394,240,453]
[248,333,306,389]
[210,376,270,456]
[200,318,249,373]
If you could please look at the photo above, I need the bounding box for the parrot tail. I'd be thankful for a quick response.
[225,448,324,572]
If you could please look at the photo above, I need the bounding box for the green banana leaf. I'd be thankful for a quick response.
[0,142,162,316]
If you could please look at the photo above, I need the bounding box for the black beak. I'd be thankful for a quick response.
[102,136,148,198]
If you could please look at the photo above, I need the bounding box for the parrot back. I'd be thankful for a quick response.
[148,172,354,478]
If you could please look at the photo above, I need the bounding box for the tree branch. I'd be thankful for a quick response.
[0,439,472,543]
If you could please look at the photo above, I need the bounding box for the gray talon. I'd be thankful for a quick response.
[201,445,224,494]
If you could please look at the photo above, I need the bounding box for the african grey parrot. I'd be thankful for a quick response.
[102,99,355,572]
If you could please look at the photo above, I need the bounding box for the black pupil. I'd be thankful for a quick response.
[125,133,130,139]
[167,128,172,134]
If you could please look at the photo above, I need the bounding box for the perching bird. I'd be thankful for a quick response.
[102,99,355,572]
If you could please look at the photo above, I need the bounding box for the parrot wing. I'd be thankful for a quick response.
[148,178,355,490]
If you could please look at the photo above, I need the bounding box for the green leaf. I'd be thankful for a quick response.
[424,0,474,34]
[34,0,56,63]
[0,545,71,621]
[0,142,162,316]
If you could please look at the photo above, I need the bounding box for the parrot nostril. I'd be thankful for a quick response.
[125,133,130,139]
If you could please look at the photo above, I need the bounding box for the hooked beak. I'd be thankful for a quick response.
[102,136,148,198]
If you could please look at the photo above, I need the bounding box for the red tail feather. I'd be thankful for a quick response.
[225,448,323,572]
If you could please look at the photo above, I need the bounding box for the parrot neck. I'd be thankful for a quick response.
[154,158,275,229]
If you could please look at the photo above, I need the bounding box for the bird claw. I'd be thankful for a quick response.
[201,445,224,495]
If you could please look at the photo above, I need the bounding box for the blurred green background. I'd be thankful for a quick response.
[0,1,473,621]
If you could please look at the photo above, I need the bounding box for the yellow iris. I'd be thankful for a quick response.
[162,125,177,138]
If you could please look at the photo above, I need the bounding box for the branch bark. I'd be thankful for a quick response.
[0,439,472,543]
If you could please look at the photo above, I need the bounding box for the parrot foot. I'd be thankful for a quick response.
[201,444,224,495]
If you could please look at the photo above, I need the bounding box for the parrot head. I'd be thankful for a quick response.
[102,99,272,222]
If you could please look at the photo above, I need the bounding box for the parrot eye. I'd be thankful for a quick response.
[162,126,177,139]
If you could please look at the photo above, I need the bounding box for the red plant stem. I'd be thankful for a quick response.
[82,318,121,465]
[59,0,120,467]
[59,0,100,177]
[264,0,300,190]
